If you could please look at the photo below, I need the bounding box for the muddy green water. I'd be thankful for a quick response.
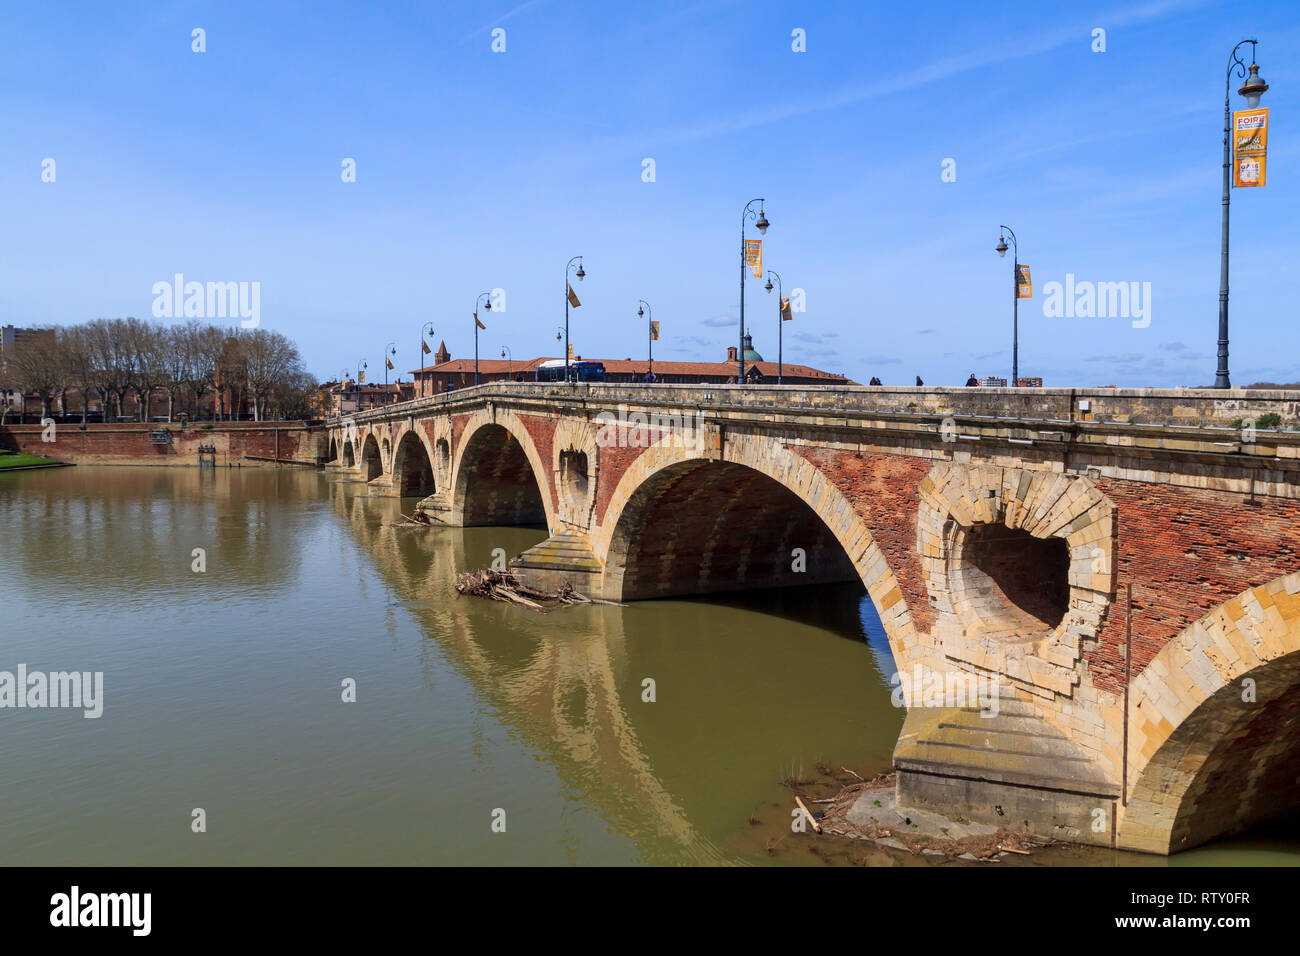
[0,467,1295,866]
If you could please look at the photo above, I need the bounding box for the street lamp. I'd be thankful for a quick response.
[474,291,493,386]
[500,346,513,380]
[383,342,396,404]
[739,199,769,384]
[637,300,654,382]
[564,256,585,383]
[1216,40,1269,388]
[423,321,439,395]
[357,359,367,410]
[764,271,784,384]
[995,226,1020,387]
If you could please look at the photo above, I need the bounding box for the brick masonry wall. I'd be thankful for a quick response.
[516,413,558,514]
[790,447,937,633]
[1086,478,1300,693]
[1,423,317,466]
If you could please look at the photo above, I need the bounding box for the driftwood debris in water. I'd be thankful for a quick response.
[455,568,625,612]
[393,510,439,527]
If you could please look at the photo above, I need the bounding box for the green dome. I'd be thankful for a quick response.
[742,333,763,362]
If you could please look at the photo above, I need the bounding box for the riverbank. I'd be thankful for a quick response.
[0,451,71,471]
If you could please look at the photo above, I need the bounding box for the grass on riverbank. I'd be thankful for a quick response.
[0,450,60,469]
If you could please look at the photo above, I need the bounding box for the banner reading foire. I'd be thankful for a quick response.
[1233,107,1268,188]
[745,239,763,278]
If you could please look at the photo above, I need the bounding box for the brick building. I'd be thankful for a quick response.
[410,335,852,396]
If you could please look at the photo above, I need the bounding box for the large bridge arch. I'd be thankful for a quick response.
[593,433,927,673]
[359,433,382,482]
[450,411,554,528]
[1120,571,1300,854]
[391,425,437,497]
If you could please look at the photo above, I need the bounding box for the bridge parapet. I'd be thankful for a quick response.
[339,382,1300,431]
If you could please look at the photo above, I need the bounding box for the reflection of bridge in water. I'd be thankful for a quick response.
[328,480,719,860]
[324,382,1300,854]
[326,478,902,863]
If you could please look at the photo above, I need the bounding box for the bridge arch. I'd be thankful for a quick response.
[1120,571,1300,854]
[392,427,436,497]
[360,433,382,481]
[451,412,554,529]
[594,433,925,672]
[341,439,355,468]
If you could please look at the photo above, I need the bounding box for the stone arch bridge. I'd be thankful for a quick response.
[324,382,1300,855]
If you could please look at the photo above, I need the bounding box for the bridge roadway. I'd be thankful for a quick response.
[323,382,1300,854]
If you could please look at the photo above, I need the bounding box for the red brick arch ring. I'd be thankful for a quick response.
[590,432,925,672]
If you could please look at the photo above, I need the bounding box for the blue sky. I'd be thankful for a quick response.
[1,0,1297,387]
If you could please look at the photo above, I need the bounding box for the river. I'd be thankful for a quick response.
[1,466,1295,865]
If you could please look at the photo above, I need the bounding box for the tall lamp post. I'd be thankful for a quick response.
[383,342,396,404]
[473,291,493,386]
[739,199,770,384]
[500,346,513,380]
[419,322,436,398]
[637,300,653,381]
[356,359,367,411]
[995,226,1020,387]
[1217,40,1269,389]
[564,256,585,383]
[763,271,784,384]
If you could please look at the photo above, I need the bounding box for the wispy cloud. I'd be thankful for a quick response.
[648,0,1206,146]
[459,0,545,45]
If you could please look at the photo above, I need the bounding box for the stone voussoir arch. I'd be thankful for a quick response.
[449,407,556,531]
[591,430,926,673]
[390,420,438,487]
[1120,570,1300,853]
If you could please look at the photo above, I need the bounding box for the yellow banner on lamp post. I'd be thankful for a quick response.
[780,296,792,321]
[1233,108,1268,187]
[1016,265,1032,298]
[745,239,763,278]
[650,320,660,341]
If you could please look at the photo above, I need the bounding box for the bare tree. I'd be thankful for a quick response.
[243,329,302,421]
[62,324,98,425]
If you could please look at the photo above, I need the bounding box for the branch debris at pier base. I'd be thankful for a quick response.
[454,569,624,612]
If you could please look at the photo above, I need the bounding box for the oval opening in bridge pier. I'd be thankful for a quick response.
[951,524,1069,642]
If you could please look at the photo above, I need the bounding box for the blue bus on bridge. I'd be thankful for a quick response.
[536,360,605,383]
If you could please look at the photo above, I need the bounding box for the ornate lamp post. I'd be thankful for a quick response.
[356,359,367,411]
[739,199,769,383]
[1217,40,1269,388]
[995,227,1019,387]
[763,271,783,384]
[564,257,585,383]
[500,346,513,380]
[473,291,492,386]
[419,322,436,397]
[637,300,653,381]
